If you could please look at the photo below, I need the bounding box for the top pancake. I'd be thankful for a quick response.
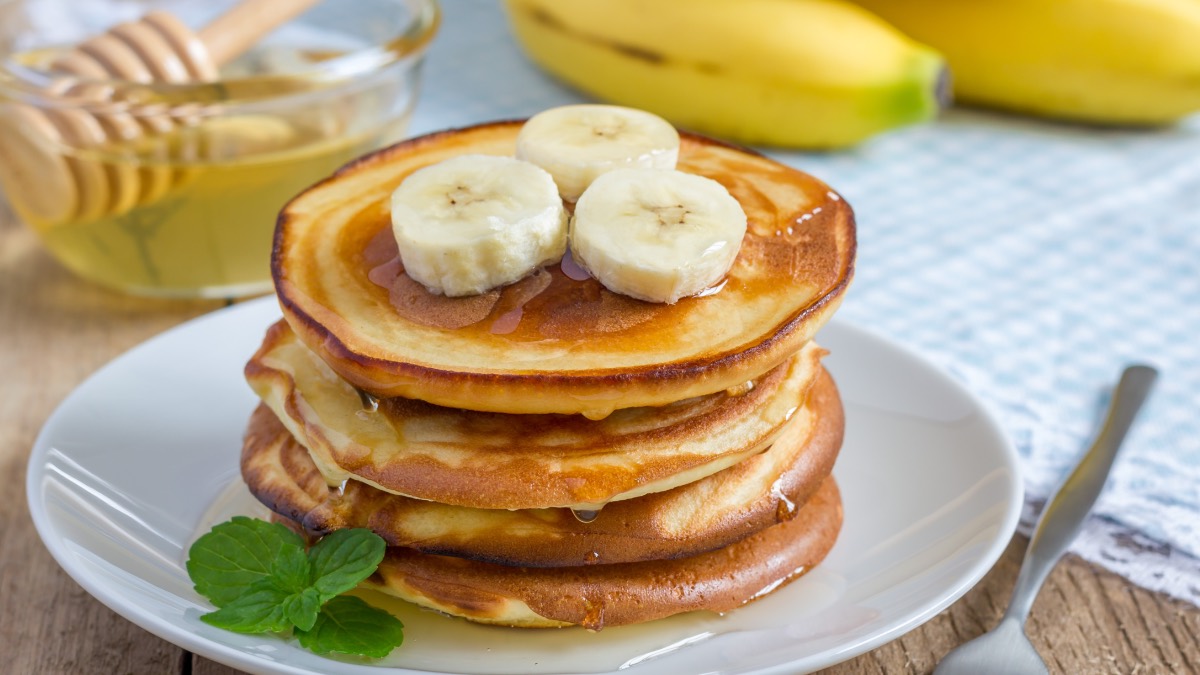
[274,121,855,415]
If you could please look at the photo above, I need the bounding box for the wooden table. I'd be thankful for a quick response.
[3,213,1198,674]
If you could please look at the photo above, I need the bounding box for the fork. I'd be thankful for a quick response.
[933,364,1158,675]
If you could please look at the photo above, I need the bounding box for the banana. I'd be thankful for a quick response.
[571,168,747,304]
[502,0,947,148]
[516,104,679,201]
[851,0,1200,124]
[390,154,568,297]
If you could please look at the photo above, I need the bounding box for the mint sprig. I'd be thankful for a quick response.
[187,516,305,607]
[187,518,401,658]
[297,596,404,658]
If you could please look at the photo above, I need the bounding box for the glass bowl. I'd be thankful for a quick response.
[0,0,439,298]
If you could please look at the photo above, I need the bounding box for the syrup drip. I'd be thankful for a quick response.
[363,226,400,265]
[694,278,728,298]
[559,248,591,281]
[367,256,402,287]
[356,388,380,412]
[725,380,756,397]
[583,550,601,565]
[581,597,606,632]
[581,409,613,421]
[571,508,602,523]
[337,479,349,496]
[487,267,553,335]
[746,565,807,603]
[770,477,797,522]
[489,307,523,335]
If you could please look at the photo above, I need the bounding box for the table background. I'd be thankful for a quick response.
[4,0,1200,673]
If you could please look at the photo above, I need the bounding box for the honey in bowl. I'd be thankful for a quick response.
[19,110,402,297]
[0,0,439,298]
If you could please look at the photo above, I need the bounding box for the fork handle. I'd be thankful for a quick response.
[1003,364,1158,623]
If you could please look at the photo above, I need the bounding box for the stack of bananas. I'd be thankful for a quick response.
[504,0,1200,148]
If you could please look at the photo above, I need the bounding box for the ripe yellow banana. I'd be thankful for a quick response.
[502,0,947,148]
[851,0,1200,125]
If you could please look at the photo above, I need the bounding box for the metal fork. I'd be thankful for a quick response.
[933,364,1158,675]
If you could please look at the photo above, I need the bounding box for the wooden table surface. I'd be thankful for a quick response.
[3,213,1198,674]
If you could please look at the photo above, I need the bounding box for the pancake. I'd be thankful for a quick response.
[245,320,829,510]
[241,365,842,566]
[274,121,855,416]
[354,478,842,629]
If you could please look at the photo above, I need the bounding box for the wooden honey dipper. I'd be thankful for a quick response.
[0,0,319,227]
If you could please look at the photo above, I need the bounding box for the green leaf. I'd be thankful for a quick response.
[307,529,386,602]
[271,546,312,593]
[188,518,402,659]
[200,578,293,634]
[282,587,323,632]
[296,595,404,658]
[187,517,305,607]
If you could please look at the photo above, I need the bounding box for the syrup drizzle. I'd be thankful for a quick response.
[694,278,728,298]
[367,257,402,287]
[581,597,607,632]
[725,380,756,397]
[489,307,523,335]
[559,248,591,281]
[356,387,380,412]
[770,477,797,522]
[571,508,602,523]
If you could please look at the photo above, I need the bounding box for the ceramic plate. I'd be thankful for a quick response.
[27,296,1022,675]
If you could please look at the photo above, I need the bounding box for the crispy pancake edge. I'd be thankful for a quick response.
[245,319,828,509]
[354,478,842,629]
[240,366,843,567]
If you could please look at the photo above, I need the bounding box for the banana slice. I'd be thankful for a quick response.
[516,104,680,201]
[390,154,568,297]
[571,168,747,304]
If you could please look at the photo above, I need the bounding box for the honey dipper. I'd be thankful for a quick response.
[0,0,319,227]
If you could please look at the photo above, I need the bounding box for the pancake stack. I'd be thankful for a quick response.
[241,118,856,630]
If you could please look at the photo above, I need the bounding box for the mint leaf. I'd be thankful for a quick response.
[271,546,312,593]
[282,587,322,632]
[187,518,399,659]
[308,529,386,602]
[200,578,293,633]
[296,595,404,658]
[187,517,305,607]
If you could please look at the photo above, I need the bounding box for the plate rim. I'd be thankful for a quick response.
[25,296,1023,675]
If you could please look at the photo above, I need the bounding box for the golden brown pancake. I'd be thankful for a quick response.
[274,121,855,416]
[245,320,829,510]
[241,366,842,566]
[353,478,842,629]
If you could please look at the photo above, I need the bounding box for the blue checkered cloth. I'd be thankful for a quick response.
[410,1,1200,603]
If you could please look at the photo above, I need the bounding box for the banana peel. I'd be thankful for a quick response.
[503,0,948,149]
[852,0,1200,125]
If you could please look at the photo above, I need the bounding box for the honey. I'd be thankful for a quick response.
[0,0,439,299]
[14,115,407,297]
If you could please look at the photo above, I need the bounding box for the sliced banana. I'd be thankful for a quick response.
[390,154,568,297]
[516,104,680,202]
[571,168,747,304]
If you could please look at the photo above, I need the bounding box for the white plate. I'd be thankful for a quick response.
[27,296,1022,675]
